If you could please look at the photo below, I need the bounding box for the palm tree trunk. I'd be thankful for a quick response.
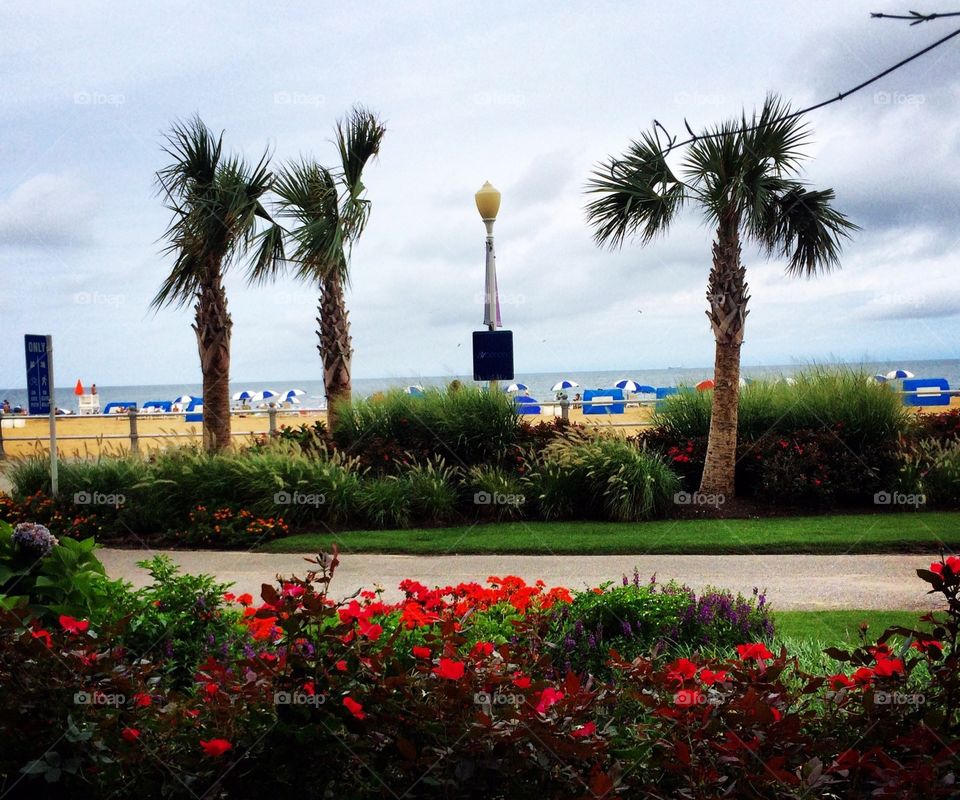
[699,214,749,498]
[194,276,232,452]
[317,274,352,431]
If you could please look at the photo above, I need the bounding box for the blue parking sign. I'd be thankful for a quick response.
[24,334,52,415]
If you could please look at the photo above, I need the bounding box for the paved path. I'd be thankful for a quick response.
[98,549,937,611]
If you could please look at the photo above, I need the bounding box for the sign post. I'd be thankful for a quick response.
[24,334,57,497]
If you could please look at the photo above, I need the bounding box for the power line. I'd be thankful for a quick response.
[648,14,960,156]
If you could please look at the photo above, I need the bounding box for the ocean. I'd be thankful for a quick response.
[3,358,959,413]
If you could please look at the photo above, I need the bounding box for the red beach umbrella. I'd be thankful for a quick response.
[74,379,84,396]
[695,379,715,391]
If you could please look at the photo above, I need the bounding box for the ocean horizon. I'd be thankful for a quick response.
[3,358,958,413]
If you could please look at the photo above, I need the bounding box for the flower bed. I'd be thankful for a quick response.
[1,516,959,798]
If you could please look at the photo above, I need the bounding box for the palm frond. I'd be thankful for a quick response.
[741,95,811,176]
[585,130,687,249]
[756,183,859,276]
[336,105,386,197]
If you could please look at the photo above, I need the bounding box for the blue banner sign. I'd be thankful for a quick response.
[24,334,52,415]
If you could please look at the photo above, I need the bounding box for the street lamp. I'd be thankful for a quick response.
[475,181,501,390]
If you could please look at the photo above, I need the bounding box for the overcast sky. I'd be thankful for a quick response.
[1,1,958,389]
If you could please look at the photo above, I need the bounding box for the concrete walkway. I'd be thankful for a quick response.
[98,549,938,611]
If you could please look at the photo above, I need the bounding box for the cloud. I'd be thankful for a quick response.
[0,173,97,247]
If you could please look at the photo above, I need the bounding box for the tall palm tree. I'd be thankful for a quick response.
[153,116,283,451]
[586,96,857,497]
[253,106,385,428]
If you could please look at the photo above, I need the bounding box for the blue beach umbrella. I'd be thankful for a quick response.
[252,389,281,405]
[232,390,254,402]
[551,380,579,392]
[404,385,425,396]
[615,379,642,392]
[282,389,305,403]
[506,383,528,393]
[885,369,914,380]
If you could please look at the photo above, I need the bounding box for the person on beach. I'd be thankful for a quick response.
[1,399,10,414]
[90,384,97,395]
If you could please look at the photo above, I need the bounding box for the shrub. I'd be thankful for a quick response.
[359,476,413,528]
[465,465,527,521]
[550,572,774,676]
[405,457,460,524]
[0,520,121,624]
[898,438,960,507]
[332,387,521,469]
[537,431,679,521]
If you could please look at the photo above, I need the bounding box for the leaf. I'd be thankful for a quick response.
[916,568,943,586]
[260,584,280,605]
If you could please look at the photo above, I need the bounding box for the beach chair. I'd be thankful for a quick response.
[655,387,679,410]
[582,388,626,415]
[902,378,951,407]
[103,401,137,415]
[142,400,172,413]
[513,395,541,415]
[185,398,204,422]
[78,394,100,415]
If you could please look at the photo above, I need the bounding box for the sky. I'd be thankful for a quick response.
[1,1,959,390]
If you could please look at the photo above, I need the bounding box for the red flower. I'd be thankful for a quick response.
[433,658,466,681]
[512,673,531,689]
[470,641,495,659]
[281,583,305,599]
[828,674,854,690]
[736,643,773,662]
[203,682,219,697]
[236,593,254,606]
[357,618,383,641]
[412,646,432,660]
[200,738,232,757]
[930,556,960,576]
[666,657,698,684]
[873,657,904,678]
[700,669,727,686]
[132,693,152,708]
[852,667,874,687]
[343,696,366,720]
[58,615,90,635]
[912,639,943,655]
[674,689,705,707]
[335,660,348,672]
[536,687,564,714]
[571,721,596,738]
[121,727,140,742]
[31,629,52,648]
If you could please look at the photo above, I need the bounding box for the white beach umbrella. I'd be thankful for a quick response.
[232,390,254,401]
[252,389,281,405]
[506,383,528,393]
[885,369,914,380]
[615,379,642,393]
[551,380,579,392]
[282,389,306,402]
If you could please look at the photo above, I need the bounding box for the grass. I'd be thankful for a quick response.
[774,610,925,644]
[258,511,960,554]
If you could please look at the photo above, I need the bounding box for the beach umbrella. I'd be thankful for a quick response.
[615,379,642,393]
[173,394,195,405]
[252,389,281,404]
[74,379,84,396]
[404,385,425,396]
[282,389,306,402]
[506,383,528,393]
[872,374,888,383]
[695,379,715,391]
[885,369,914,380]
[232,390,254,401]
[551,380,579,392]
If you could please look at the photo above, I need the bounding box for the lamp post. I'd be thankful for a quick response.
[475,181,501,391]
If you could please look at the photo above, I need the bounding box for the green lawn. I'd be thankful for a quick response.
[774,610,927,645]
[259,511,960,555]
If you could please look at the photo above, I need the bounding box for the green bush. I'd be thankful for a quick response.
[901,439,960,507]
[359,476,413,528]
[536,432,679,521]
[332,387,521,468]
[653,369,909,449]
[465,465,527,521]
[405,457,460,524]
[0,520,122,624]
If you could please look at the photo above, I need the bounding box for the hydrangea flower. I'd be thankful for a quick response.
[11,522,58,556]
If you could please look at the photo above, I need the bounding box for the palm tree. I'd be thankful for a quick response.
[253,106,385,428]
[586,96,857,497]
[153,116,283,451]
